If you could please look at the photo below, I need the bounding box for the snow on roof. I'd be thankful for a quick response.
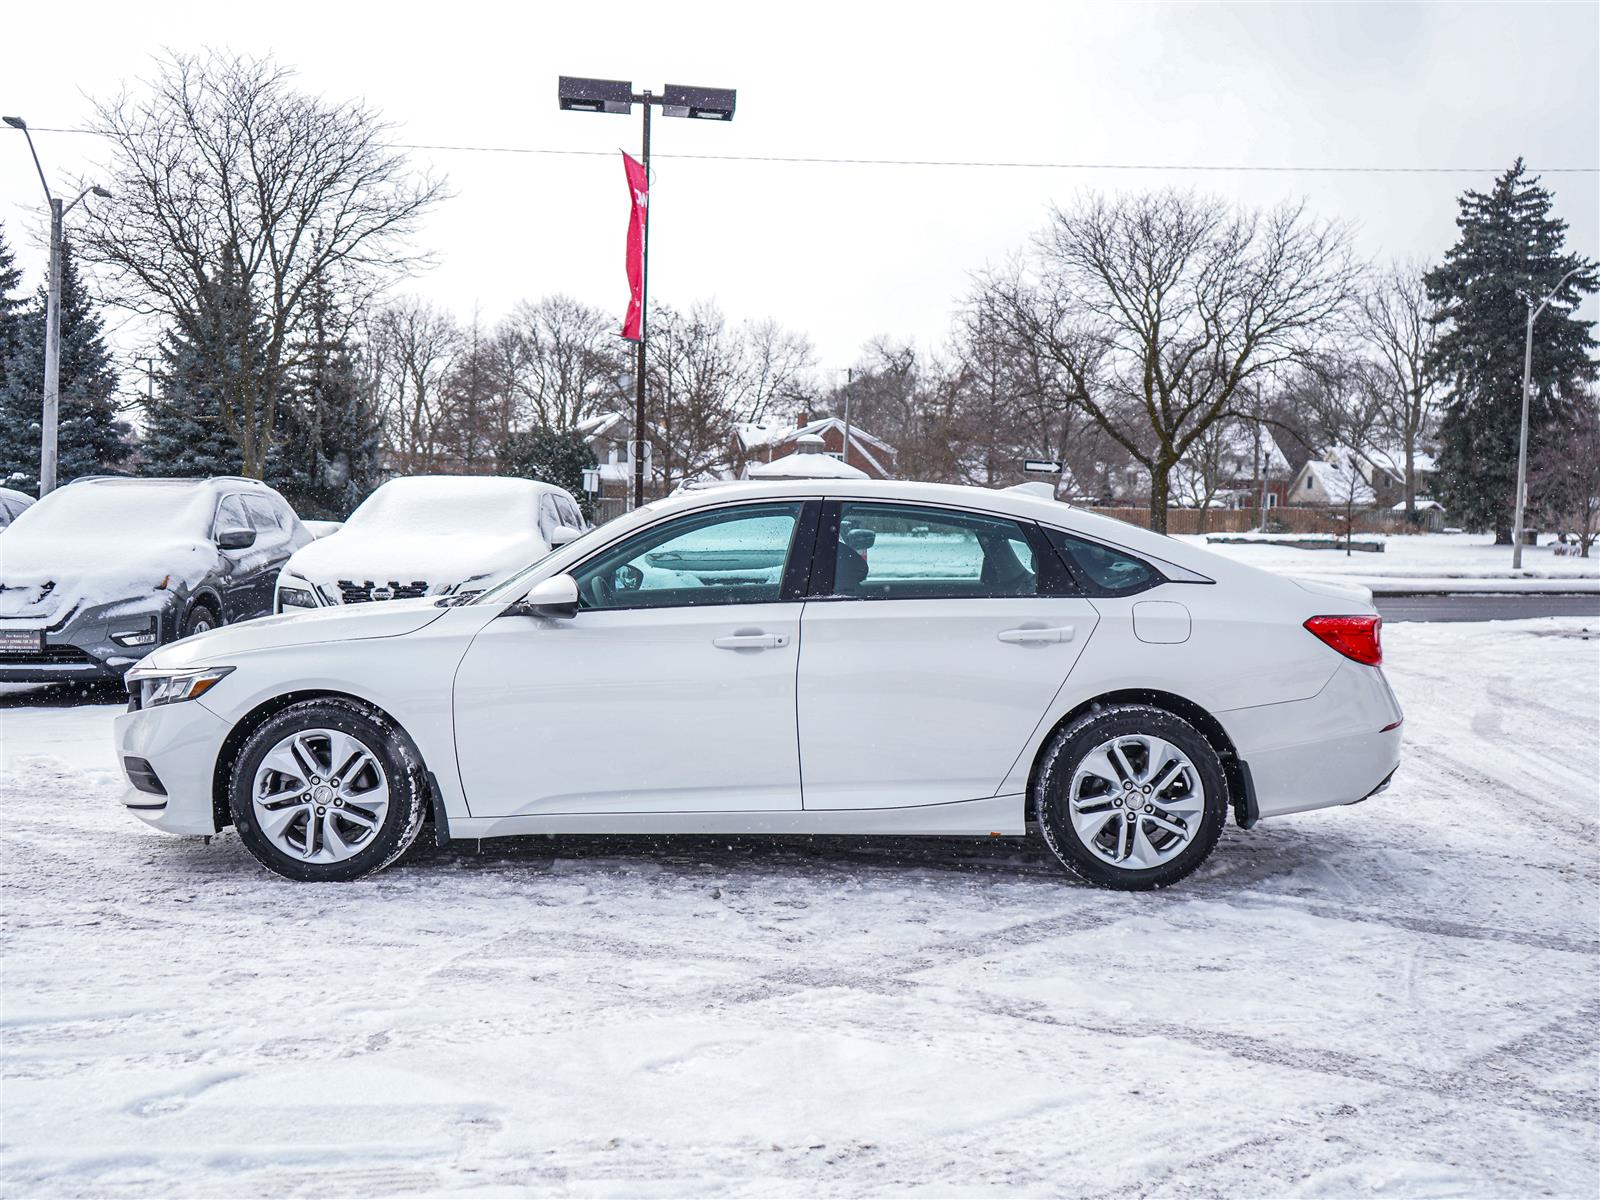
[746,450,870,480]
[1214,424,1291,475]
[737,416,895,456]
[345,476,565,537]
[1364,445,1438,479]
[1390,498,1445,512]
[1301,458,1376,505]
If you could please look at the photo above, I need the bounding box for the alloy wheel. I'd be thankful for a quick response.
[251,727,390,864]
[1067,733,1204,869]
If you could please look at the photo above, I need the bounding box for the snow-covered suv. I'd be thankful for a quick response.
[0,476,310,684]
[272,476,588,612]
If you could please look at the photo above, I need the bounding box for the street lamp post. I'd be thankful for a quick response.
[4,116,111,497]
[1510,267,1584,569]
[557,78,735,510]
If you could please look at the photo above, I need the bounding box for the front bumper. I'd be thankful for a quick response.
[113,698,233,835]
[0,600,174,683]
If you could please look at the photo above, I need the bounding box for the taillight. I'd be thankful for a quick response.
[1304,615,1383,666]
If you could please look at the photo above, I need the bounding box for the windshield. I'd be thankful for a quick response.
[5,481,211,541]
[471,522,612,605]
[345,478,540,538]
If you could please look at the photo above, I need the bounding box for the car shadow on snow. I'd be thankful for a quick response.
[0,680,125,708]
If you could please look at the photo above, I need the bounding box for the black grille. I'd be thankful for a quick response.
[123,756,168,796]
[0,644,100,665]
[336,580,429,604]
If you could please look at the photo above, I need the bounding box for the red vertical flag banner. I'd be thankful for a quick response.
[621,151,648,342]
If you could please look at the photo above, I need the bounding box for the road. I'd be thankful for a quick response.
[1376,593,1600,622]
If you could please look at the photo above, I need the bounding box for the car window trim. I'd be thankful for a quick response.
[565,498,818,615]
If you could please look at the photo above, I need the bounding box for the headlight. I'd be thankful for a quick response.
[126,666,235,709]
[277,585,319,610]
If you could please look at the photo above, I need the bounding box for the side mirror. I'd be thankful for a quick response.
[511,572,580,619]
[549,524,584,549]
[216,527,256,551]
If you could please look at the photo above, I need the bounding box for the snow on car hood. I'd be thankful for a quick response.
[142,596,449,669]
[281,528,542,592]
[0,532,216,626]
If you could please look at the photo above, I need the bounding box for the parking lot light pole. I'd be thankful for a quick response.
[557,78,736,510]
[1510,267,1584,569]
[4,115,112,497]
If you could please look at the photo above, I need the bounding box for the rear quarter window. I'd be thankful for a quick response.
[1047,530,1164,597]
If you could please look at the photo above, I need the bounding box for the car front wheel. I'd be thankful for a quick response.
[229,699,428,881]
[1034,704,1228,890]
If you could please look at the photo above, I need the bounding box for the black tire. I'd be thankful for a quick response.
[1034,704,1228,891]
[183,602,220,638]
[228,698,428,882]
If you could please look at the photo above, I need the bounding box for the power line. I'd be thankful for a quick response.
[16,126,1598,174]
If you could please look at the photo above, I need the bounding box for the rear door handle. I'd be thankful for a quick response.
[713,632,790,650]
[997,625,1075,645]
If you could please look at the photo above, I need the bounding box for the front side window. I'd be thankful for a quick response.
[573,502,803,610]
[828,503,1039,600]
[1047,530,1162,596]
[214,495,250,536]
[242,496,288,543]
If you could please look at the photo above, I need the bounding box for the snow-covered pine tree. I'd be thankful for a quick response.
[140,250,262,478]
[270,274,382,520]
[0,236,130,492]
[1424,159,1598,540]
[0,223,28,488]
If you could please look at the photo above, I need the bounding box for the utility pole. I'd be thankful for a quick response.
[4,116,112,497]
[1511,267,1583,569]
[842,368,853,470]
[557,78,735,510]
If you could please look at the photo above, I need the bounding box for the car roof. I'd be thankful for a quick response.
[372,474,574,496]
[69,475,278,492]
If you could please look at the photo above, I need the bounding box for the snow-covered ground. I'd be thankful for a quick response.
[2,619,1597,1198]
[1176,531,1600,595]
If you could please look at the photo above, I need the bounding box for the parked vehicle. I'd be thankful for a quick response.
[116,479,1402,888]
[273,476,587,612]
[0,476,309,683]
[0,486,35,529]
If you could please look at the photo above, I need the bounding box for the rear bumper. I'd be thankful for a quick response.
[113,699,233,835]
[1219,662,1404,820]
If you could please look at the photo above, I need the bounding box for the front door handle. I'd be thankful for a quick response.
[997,625,1075,645]
[713,632,790,650]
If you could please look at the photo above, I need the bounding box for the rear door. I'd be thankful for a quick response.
[796,500,1099,810]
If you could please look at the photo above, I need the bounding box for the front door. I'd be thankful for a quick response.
[453,500,816,818]
[797,501,1099,810]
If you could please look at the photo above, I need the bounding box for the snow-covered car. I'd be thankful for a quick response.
[0,485,35,529]
[272,476,587,612]
[114,479,1403,889]
[0,476,310,683]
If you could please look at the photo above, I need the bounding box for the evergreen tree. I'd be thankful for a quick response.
[1425,160,1598,539]
[140,250,263,478]
[0,237,130,491]
[498,426,598,518]
[271,276,383,520]
[0,223,25,403]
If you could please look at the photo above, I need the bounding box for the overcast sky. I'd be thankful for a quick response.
[3,0,1596,379]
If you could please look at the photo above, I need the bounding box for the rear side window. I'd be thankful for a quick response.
[1046,530,1163,597]
[827,503,1039,600]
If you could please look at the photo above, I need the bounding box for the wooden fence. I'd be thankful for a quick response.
[1085,506,1399,536]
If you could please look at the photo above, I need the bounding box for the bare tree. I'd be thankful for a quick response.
[1359,260,1441,520]
[1299,357,1389,554]
[495,295,626,433]
[368,300,460,474]
[79,50,445,476]
[1532,389,1600,557]
[976,191,1359,532]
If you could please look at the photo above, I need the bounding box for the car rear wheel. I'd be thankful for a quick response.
[229,699,428,882]
[1034,704,1227,890]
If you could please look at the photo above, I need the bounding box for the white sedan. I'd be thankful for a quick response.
[116,480,1402,889]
